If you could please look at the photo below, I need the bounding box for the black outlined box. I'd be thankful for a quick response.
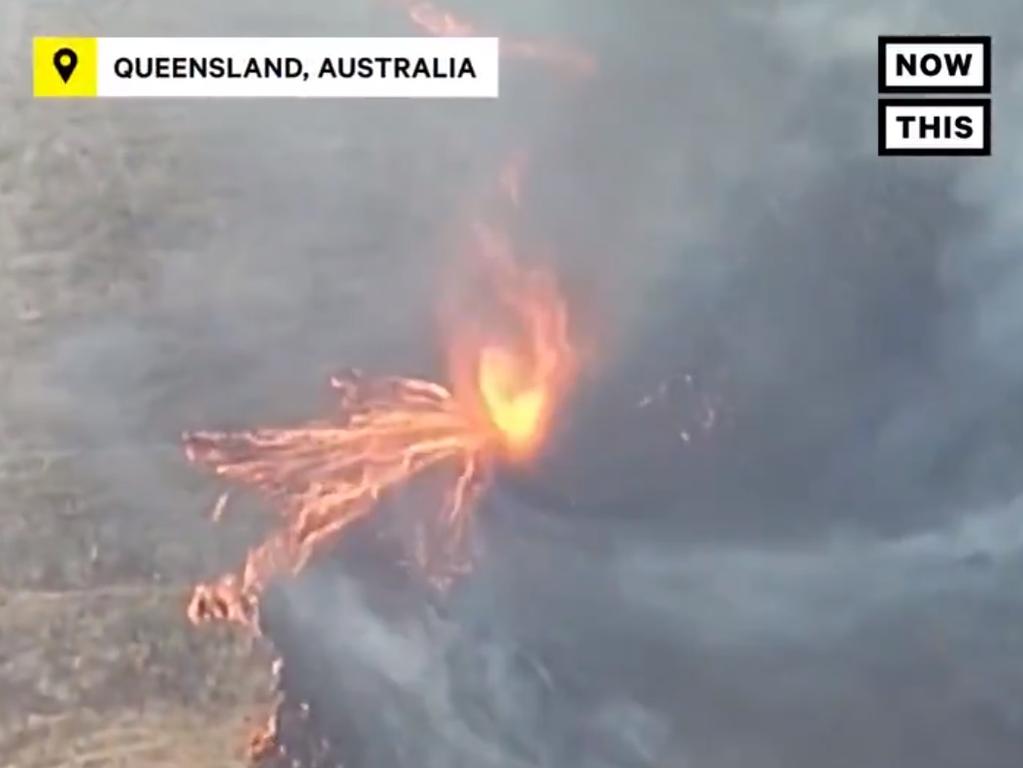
[878,98,990,156]
[878,35,990,93]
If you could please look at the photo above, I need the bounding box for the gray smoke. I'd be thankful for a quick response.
[7,0,1023,766]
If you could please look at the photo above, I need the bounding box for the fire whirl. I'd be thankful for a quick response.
[183,215,578,757]
[185,4,590,761]
[185,230,577,628]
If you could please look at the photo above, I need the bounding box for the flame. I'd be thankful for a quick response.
[448,225,577,462]
[479,345,547,454]
[184,233,576,759]
[185,6,592,759]
[405,0,477,37]
[185,225,576,635]
[398,0,597,78]
[185,374,483,628]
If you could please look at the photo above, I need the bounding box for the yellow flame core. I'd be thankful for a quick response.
[478,345,549,456]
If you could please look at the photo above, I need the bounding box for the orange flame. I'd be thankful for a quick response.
[448,225,577,462]
[187,8,591,758]
[184,374,485,629]
[399,0,597,78]
[185,224,576,634]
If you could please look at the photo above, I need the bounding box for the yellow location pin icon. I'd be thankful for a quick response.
[53,47,78,83]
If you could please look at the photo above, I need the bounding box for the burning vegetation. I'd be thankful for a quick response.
[185,210,578,761]
[183,3,593,761]
[184,219,579,632]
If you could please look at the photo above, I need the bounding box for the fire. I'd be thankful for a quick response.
[448,225,577,462]
[479,345,548,454]
[185,4,590,760]
[397,0,597,78]
[184,237,575,757]
[185,226,576,633]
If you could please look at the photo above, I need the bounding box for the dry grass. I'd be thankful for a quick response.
[0,586,275,767]
[0,3,278,765]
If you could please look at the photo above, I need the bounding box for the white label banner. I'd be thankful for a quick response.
[883,42,986,90]
[95,37,499,98]
[882,103,987,151]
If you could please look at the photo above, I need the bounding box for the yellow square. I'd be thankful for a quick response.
[33,37,98,98]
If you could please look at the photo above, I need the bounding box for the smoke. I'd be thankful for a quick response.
[8,0,1023,766]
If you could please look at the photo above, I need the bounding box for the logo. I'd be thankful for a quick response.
[879,35,990,93]
[879,98,990,156]
[877,35,991,156]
